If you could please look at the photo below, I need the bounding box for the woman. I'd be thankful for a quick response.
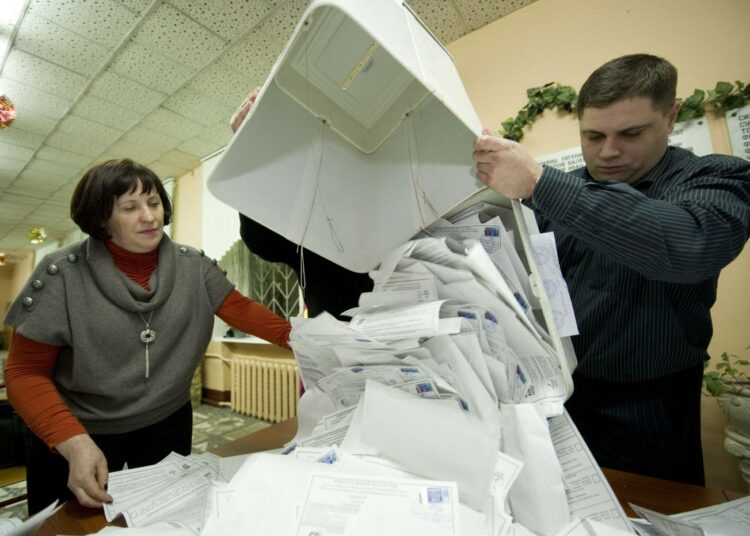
[4,159,292,513]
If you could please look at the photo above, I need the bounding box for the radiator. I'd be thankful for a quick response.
[230,354,300,423]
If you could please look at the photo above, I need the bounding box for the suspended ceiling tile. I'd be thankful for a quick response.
[107,140,164,164]
[177,135,224,160]
[7,112,57,137]
[222,24,283,80]
[121,126,181,153]
[36,144,93,170]
[168,0,275,42]
[56,114,125,146]
[186,62,253,109]
[453,0,537,30]
[0,77,71,121]
[0,156,28,178]
[154,149,200,170]
[0,140,34,162]
[3,49,88,100]
[50,188,75,204]
[73,94,145,131]
[110,40,196,94]
[0,126,45,151]
[131,3,228,70]
[46,131,109,158]
[26,157,83,178]
[261,0,310,41]
[14,9,111,76]
[88,70,166,114]
[409,0,470,44]
[147,160,187,179]
[30,0,140,48]
[197,122,232,148]
[114,0,152,15]
[162,87,235,127]
[28,205,71,226]
[139,107,203,141]
[17,168,79,189]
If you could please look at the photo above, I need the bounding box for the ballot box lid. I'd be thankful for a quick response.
[207,0,488,273]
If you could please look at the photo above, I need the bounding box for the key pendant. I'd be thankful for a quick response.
[140,328,156,344]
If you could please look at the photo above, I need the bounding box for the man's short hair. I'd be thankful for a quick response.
[576,54,677,117]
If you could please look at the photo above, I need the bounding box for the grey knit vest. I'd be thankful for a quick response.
[5,236,234,434]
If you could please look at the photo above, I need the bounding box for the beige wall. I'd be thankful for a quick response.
[171,167,204,249]
[448,0,750,491]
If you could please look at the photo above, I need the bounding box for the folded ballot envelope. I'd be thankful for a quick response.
[207,0,486,273]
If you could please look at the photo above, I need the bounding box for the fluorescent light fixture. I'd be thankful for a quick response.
[0,0,28,27]
[0,0,29,73]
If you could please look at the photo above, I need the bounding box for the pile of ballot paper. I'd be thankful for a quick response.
[92,203,750,536]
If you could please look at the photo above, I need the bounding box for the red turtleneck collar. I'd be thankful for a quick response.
[105,240,159,290]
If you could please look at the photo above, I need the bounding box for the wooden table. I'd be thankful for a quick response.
[32,418,744,535]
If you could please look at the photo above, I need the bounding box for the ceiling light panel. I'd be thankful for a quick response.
[14,9,111,76]
[73,94,145,131]
[131,3,228,70]
[88,70,166,113]
[168,0,275,42]
[110,40,196,94]
[29,0,140,48]
[3,49,88,100]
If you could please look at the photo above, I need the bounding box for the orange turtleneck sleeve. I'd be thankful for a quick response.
[6,241,292,448]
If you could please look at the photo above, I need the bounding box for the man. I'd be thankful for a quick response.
[473,54,750,485]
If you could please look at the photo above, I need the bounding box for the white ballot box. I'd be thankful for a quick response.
[208,0,576,393]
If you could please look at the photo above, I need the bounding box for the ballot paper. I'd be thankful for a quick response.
[296,474,460,536]
[342,379,498,511]
[0,500,59,536]
[631,496,750,536]
[104,453,223,533]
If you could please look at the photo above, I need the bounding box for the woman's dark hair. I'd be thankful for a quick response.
[71,159,173,239]
[577,54,677,117]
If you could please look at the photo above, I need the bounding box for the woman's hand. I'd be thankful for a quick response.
[230,87,261,133]
[55,434,113,508]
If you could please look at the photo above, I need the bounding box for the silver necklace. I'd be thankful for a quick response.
[138,311,156,379]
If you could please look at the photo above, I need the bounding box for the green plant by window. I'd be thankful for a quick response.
[499,83,577,142]
[677,81,750,122]
[703,348,750,396]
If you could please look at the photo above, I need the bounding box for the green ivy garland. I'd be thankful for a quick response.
[499,80,750,142]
